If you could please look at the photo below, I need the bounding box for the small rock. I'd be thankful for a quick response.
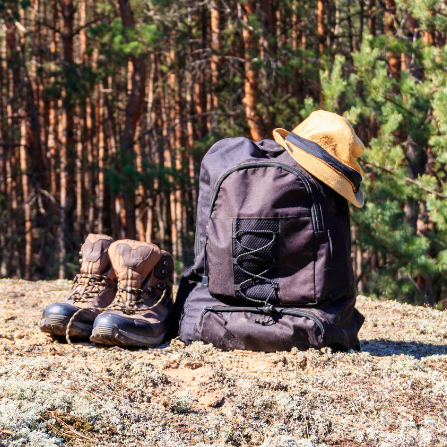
[162,359,180,369]
[200,393,223,408]
[183,361,203,370]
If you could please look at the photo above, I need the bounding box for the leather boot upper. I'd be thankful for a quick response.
[104,241,174,337]
[67,233,117,311]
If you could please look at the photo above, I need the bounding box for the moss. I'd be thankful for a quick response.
[169,390,192,413]
[1,283,447,446]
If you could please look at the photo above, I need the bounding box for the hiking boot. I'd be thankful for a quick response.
[90,240,174,348]
[40,234,117,338]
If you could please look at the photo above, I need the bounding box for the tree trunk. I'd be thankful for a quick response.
[74,0,87,236]
[118,0,147,240]
[317,0,326,105]
[210,0,220,110]
[368,0,376,36]
[98,86,105,234]
[424,9,436,46]
[194,5,207,140]
[317,0,326,58]
[20,118,32,279]
[291,0,302,102]
[58,99,67,279]
[242,0,264,141]
[359,0,364,49]
[384,0,400,78]
[6,7,23,277]
[61,3,75,200]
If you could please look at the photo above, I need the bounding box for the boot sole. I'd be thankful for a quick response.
[40,314,93,338]
[90,324,170,348]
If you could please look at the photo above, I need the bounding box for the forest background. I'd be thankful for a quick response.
[1,0,447,308]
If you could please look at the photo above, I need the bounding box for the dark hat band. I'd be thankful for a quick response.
[285,132,362,192]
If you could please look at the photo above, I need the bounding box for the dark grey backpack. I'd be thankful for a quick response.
[171,137,364,352]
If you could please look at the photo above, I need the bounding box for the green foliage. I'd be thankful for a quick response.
[340,20,447,304]
[320,55,346,112]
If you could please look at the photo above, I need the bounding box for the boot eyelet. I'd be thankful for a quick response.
[161,260,168,266]
[161,269,167,275]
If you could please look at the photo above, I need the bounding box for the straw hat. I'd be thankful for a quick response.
[273,110,365,208]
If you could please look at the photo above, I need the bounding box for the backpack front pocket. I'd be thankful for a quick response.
[233,218,280,304]
[207,216,330,304]
[196,305,325,352]
[204,162,330,305]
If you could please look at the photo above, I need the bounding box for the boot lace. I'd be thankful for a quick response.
[107,283,167,315]
[107,285,144,314]
[68,273,117,304]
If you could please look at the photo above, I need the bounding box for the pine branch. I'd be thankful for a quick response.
[351,214,402,261]
[385,94,417,118]
[73,15,108,36]
[364,162,446,199]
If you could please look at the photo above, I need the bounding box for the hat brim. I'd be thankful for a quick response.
[273,128,364,208]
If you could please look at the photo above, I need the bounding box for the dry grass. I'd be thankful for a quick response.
[0,278,446,446]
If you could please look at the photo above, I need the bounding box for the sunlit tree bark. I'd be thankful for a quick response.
[242,0,264,141]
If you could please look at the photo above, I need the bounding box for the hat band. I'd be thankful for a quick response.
[285,132,362,192]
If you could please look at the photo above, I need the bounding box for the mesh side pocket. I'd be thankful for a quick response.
[232,219,279,303]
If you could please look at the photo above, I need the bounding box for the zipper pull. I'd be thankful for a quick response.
[202,276,209,287]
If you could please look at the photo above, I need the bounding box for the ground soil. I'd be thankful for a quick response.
[0,279,446,446]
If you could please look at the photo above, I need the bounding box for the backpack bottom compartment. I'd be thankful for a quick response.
[174,275,363,352]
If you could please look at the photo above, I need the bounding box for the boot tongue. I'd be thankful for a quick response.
[80,234,114,275]
[108,240,161,290]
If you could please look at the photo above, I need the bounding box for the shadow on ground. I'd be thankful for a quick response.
[361,339,447,359]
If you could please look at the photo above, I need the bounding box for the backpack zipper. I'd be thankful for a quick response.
[194,220,201,257]
[198,305,325,340]
[202,161,323,285]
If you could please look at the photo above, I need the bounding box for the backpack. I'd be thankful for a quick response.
[171,137,364,352]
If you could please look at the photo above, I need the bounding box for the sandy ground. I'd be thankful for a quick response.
[0,278,446,447]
